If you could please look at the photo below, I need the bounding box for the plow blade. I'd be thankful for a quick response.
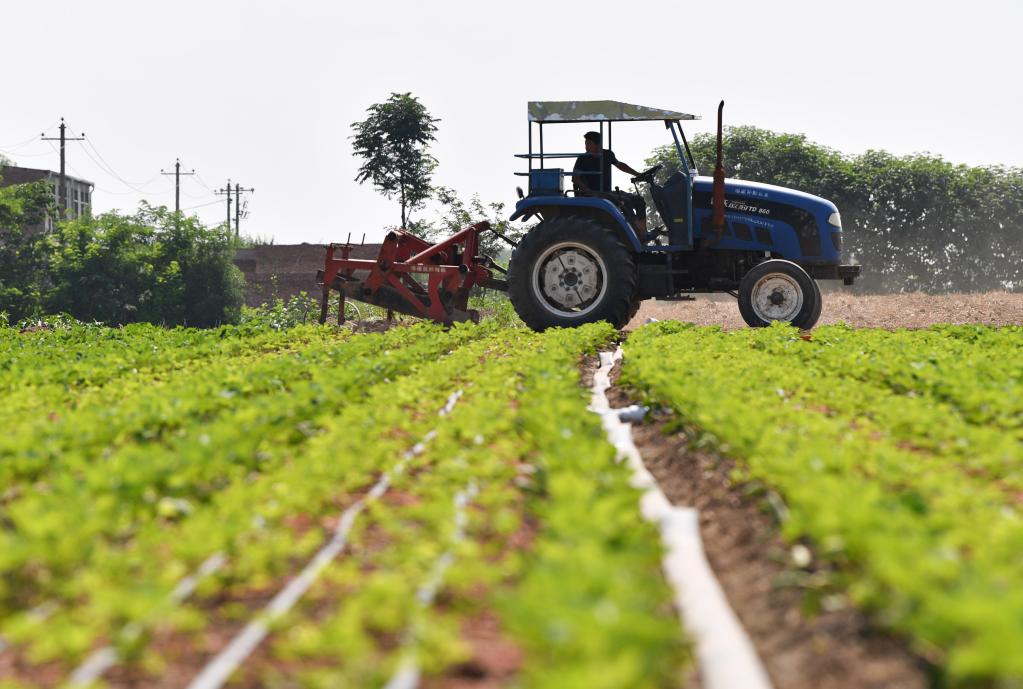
[317,222,498,326]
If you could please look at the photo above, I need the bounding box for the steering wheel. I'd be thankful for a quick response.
[631,164,663,184]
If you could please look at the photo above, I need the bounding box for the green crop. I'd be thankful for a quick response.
[0,319,686,688]
[624,321,1023,686]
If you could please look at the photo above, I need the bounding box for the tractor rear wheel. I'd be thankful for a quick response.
[738,259,821,329]
[508,217,636,331]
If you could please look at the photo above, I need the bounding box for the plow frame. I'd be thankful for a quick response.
[317,222,494,326]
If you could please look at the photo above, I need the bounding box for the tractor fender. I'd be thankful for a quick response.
[509,197,643,251]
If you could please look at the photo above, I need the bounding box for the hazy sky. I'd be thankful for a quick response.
[2,0,1020,244]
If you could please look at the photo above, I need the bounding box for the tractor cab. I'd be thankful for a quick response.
[514,100,700,249]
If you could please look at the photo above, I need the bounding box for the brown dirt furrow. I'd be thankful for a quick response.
[629,290,1023,330]
[607,365,930,689]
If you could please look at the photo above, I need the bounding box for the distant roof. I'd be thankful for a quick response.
[528,100,698,123]
[0,164,94,187]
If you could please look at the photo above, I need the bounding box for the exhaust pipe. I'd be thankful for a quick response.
[712,100,726,238]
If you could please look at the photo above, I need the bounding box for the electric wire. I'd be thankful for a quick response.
[67,125,167,192]
[0,147,56,159]
[180,199,223,211]
[177,177,211,200]
[0,134,42,150]
[0,120,59,149]
[43,140,139,196]
[194,173,218,194]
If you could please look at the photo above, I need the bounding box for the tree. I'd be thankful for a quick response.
[0,177,54,320]
[351,92,439,230]
[426,186,524,259]
[43,204,245,326]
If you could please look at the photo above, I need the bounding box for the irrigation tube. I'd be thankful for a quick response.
[590,349,773,689]
[186,389,464,689]
[68,553,228,686]
[382,482,478,689]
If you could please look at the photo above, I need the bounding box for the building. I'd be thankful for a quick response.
[0,164,94,233]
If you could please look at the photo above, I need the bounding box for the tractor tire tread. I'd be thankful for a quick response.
[508,217,637,331]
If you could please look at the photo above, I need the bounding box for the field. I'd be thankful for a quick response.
[1,294,1021,688]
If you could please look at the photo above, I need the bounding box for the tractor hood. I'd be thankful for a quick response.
[690,176,842,261]
[692,176,839,219]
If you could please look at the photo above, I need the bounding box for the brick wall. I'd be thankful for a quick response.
[233,243,381,307]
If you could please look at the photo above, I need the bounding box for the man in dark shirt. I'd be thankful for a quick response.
[572,131,648,234]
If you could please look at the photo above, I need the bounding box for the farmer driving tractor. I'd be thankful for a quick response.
[572,131,649,236]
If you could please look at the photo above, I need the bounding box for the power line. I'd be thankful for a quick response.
[177,177,210,200]
[45,139,165,198]
[181,199,223,212]
[0,121,59,150]
[0,147,56,159]
[67,125,165,191]
[194,172,218,194]
[76,143,164,193]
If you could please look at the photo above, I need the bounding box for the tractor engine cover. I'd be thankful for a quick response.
[690,177,843,264]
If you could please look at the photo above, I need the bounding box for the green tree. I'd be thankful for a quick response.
[44,205,244,326]
[426,186,524,259]
[0,177,54,320]
[351,92,439,230]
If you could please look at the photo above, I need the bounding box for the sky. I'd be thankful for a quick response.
[1,0,1021,245]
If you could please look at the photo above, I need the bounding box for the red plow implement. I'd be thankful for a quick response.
[317,222,505,326]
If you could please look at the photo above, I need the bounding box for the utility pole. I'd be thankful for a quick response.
[216,180,255,237]
[215,179,233,232]
[160,158,195,214]
[233,182,255,237]
[41,117,85,220]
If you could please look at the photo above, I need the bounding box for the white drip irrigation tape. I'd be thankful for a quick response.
[186,390,464,689]
[382,482,478,689]
[590,348,773,689]
[68,553,228,686]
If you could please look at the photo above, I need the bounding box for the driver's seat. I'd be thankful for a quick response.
[649,172,688,245]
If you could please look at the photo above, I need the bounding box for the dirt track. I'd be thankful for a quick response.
[628,291,1023,330]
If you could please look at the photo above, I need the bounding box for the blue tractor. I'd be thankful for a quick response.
[504,100,861,330]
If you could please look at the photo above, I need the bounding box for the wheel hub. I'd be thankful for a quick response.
[751,274,803,322]
[533,245,606,315]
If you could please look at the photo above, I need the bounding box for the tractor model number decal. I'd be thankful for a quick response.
[725,199,771,216]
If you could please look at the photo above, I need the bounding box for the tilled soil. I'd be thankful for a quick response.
[606,366,930,689]
[629,291,1023,330]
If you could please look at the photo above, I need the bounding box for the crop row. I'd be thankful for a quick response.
[0,321,686,688]
[0,321,492,663]
[0,324,340,446]
[622,321,1023,686]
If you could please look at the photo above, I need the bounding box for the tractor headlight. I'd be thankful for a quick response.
[827,212,842,228]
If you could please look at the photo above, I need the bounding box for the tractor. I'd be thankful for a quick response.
[317,100,859,330]
[504,100,860,330]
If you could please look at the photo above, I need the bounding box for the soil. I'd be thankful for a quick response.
[421,611,523,689]
[628,290,1023,330]
[606,364,930,689]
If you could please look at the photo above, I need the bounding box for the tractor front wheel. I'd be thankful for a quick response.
[738,259,821,329]
[508,217,637,331]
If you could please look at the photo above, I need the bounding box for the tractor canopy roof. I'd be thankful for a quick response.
[527,100,698,123]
